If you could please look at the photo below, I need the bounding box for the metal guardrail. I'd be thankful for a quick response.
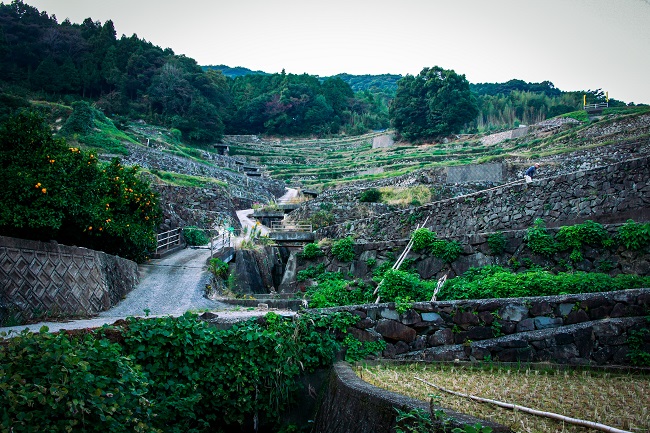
[156,227,183,253]
[583,102,608,110]
[270,221,313,232]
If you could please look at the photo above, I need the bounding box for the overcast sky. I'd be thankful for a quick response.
[19,0,650,104]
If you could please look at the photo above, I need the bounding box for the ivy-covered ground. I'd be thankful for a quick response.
[0,312,384,433]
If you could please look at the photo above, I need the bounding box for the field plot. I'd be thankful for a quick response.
[358,363,650,433]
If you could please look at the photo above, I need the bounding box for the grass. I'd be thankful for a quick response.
[147,169,228,188]
[357,362,650,433]
[223,106,650,191]
[379,185,435,207]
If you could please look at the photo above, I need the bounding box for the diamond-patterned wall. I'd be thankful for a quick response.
[0,236,138,325]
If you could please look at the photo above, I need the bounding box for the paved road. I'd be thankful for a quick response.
[100,247,220,317]
[0,189,301,337]
[1,247,228,336]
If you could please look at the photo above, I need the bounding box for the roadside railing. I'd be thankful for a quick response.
[270,221,313,232]
[583,102,608,110]
[156,227,183,254]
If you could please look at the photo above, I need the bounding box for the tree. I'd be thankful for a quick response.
[390,66,478,142]
[0,110,160,262]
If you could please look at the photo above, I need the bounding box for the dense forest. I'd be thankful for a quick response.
[0,0,636,144]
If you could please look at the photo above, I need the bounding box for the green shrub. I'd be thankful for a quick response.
[431,239,463,263]
[378,269,434,303]
[300,242,324,259]
[119,312,346,430]
[359,188,381,203]
[305,278,373,308]
[618,220,650,251]
[296,264,327,281]
[524,218,558,257]
[556,220,612,261]
[60,101,95,135]
[487,232,507,255]
[331,236,355,262]
[410,228,462,262]
[439,266,650,300]
[183,226,210,246]
[208,257,229,279]
[0,329,157,433]
[411,227,436,252]
[342,335,386,362]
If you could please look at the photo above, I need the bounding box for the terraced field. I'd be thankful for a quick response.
[224,107,650,190]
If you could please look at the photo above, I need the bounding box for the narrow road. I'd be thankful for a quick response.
[1,247,227,335]
[0,189,299,336]
[235,188,298,236]
[99,247,220,318]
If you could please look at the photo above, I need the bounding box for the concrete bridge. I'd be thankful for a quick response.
[268,221,314,247]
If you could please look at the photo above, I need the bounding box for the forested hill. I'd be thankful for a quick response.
[201,66,401,94]
[202,65,269,78]
[0,1,639,143]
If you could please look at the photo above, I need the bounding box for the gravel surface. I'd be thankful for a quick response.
[99,246,220,318]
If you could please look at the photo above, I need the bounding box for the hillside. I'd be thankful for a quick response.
[225,107,650,192]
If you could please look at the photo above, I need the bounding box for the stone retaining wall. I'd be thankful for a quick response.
[311,362,511,433]
[0,236,138,325]
[317,155,650,241]
[314,289,650,366]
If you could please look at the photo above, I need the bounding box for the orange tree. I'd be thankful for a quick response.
[0,110,160,262]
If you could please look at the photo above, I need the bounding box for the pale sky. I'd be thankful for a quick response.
[18,0,650,104]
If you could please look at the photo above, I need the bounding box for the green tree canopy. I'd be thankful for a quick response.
[390,66,478,142]
[0,110,160,262]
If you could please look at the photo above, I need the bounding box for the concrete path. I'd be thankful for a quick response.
[0,189,302,337]
[1,247,228,336]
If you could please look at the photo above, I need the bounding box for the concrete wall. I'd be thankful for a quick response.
[313,289,650,366]
[0,236,138,325]
[446,163,502,183]
[317,155,650,241]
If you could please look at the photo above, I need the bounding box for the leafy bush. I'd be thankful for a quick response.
[0,329,157,433]
[183,226,210,246]
[359,188,381,203]
[208,257,229,279]
[296,263,327,282]
[0,110,160,262]
[411,227,436,252]
[487,232,507,255]
[524,218,558,257]
[305,277,373,308]
[300,242,324,260]
[431,239,463,263]
[342,335,386,362]
[555,220,612,262]
[331,236,355,262]
[0,312,357,433]
[618,220,650,251]
[439,266,650,300]
[378,269,434,303]
[410,228,462,262]
[60,101,95,135]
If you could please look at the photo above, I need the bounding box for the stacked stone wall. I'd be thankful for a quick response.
[0,236,138,325]
[317,155,650,242]
[313,289,650,366]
